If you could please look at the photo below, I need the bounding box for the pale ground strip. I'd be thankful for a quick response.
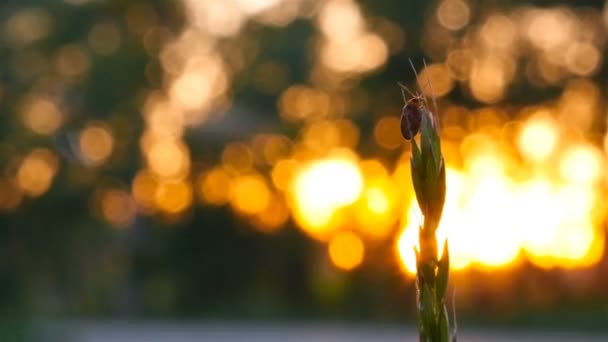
[35,321,607,342]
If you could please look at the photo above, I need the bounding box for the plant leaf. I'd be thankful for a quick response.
[436,238,450,303]
[438,304,450,342]
[419,283,437,340]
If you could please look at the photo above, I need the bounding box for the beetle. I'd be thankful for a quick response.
[398,82,425,140]
[398,59,439,140]
[400,94,424,140]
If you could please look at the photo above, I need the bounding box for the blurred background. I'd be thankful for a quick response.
[2,0,608,340]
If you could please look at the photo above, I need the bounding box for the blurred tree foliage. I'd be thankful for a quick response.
[0,0,414,319]
[0,0,606,327]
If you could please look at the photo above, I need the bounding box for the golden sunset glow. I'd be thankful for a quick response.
[7,0,601,277]
[263,95,608,273]
[329,231,365,271]
[517,112,558,162]
[120,0,608,275]
[14,0,608,326]
[290,154,363,239]
[396,137,605,275]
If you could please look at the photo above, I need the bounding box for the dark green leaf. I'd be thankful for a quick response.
[439,304,450,342]
[436,238,450,303]
[420,283,436,340]
[411,155,427,216]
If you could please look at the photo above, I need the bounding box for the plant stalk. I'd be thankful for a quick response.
[401,98,452,342]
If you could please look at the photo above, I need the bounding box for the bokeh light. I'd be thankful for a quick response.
[16,148,59,197]
[4,7,52,47]
[328,231,365,271]
[517,112,558,162]
[154,179,193,215]
[98,188,137,227]
[5,0,608,323]
[437,0,470,31]
[20,96,63,135]
[79,123,114,165]
[290,153,363,239]
[6,0,606,277]
[230,173,271,216]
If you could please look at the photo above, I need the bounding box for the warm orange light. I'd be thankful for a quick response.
[317,0,363,42]
[79,124,114,165]
[437,0,470,31]
[290,154,363,239]
[132,170,159,212]
[517,113,558,162]
[558,79,599,132]
[21,97,63,135]
[446,49,473,81]
[184,0,245,37]
[525,9,573,51]
[169,56,227,113]
[5,7,52,46]
[418,63,454,98]
[364,187,389,215]
[235,0,282,16]
[154,179,193,214]
[279,85,332,122]
[397,160,604,275]
[230,173,271,215]
[271,159,297,191]
[565,42,600,76]
[100,189,136,227]
[222,142,254,174]
[517,182,602,269]
[16,148,59,197]
[355,181,397,239]
[54,44,91,79]
[131,0,608,277]
[328,231,365,270]
[559,145,602,184]
[253,194,289,233]
[0,179,23,211]
[262,135,292,165]
[316,0,388,74]
[396,235,416,273]
[480,15,516,50]
[374,116,403,150]
[143,96,184,138]
[469,56,510,103]
[302,121,341,152]
[254,1,300,27]
[145,138,190,178]
[199,167,232,205]
[320,33,388,74]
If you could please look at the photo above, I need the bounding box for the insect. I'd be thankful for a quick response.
[398,59,439,140]
[398,85,424,140]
